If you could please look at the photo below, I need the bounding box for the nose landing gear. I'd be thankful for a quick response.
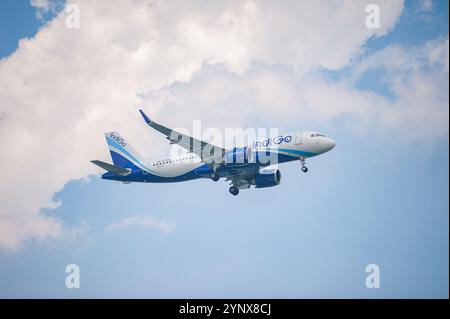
[300,157,308,173]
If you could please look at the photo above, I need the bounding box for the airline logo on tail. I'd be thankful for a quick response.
[109,132,126,147]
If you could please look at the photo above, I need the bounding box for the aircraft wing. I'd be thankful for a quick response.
[139,109,225,163]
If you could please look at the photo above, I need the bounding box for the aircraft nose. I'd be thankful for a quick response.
[323,137,336,152]
[329,138,336,149]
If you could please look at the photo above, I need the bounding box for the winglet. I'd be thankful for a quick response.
[139,109,152,124]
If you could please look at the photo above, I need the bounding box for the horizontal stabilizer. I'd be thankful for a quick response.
[91,160,131,176]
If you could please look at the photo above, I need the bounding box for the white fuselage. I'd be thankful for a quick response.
[142,131,336,178]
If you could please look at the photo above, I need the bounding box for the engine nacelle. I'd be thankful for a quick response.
[252,168,281,188]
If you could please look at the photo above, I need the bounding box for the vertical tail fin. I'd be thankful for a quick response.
[104,132,144,170]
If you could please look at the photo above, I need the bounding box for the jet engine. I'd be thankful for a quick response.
[252,168,281,188]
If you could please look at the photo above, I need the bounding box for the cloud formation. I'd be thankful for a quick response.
[146,36,448,142]
[105,216,175,234]
[30,0,65,20]
[2,0,447,250]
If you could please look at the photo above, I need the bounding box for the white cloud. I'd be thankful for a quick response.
[0,0,425,250]
[352,37,449,76]
[0,214,61,250]
[145,36,449,143]
[105,216,175,234]
[418,0,434,12]
[30,0,51,10]
[348,37,449,140]
[30,0,64,21]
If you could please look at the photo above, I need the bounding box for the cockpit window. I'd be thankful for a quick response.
[311,133,326,138]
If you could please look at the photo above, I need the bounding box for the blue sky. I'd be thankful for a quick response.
[0,0,448,298]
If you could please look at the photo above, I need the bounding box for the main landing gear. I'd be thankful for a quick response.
[229,186,239,196]
[210,172,220,181]
[300,157,308,173]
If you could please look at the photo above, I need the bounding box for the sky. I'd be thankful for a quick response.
[0,0,448,298]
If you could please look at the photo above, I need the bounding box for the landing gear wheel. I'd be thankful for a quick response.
[229,186,239,196]
[210,172,220,181]
[300,157,308,173]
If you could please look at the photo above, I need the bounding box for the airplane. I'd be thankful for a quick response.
[91,109,336,195]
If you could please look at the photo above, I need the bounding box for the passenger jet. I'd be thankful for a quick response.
[91,110,336,195]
